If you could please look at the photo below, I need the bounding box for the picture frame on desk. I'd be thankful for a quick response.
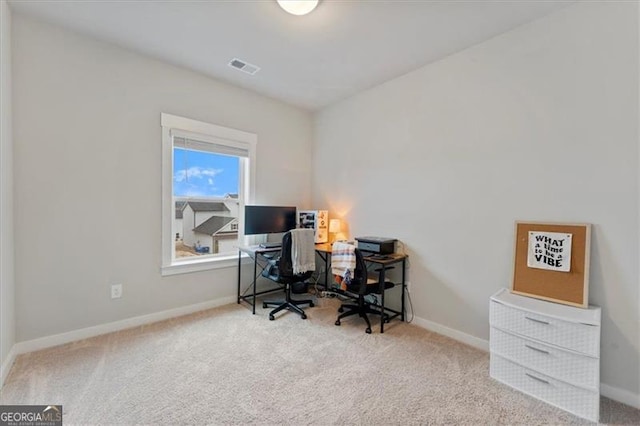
[298,210,328,243]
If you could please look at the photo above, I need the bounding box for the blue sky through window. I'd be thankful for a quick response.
[173,148,239,197]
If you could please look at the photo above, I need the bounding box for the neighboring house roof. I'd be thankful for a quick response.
[187,201,230,212]
[193,216,236,235]
[225,193,238,199]
[175,201,187,219]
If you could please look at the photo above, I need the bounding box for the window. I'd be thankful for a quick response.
[161,113,256,275]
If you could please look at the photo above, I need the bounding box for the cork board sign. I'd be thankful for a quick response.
[511,221,591,308]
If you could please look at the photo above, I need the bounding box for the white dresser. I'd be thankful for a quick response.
[489,288,601,422]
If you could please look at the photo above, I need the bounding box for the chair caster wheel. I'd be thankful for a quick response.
[263,303,267,309]
[335,320,341,326]
[309,302,314,307]
[269,315,275,321]
[365,328,372,334]
[338,307,344,313]
[385,318,390,323]
[301,314,307,320]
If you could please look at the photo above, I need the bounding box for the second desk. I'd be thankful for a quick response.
[315,243,407,333]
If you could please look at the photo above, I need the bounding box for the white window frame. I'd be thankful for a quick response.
[161,113,256,276]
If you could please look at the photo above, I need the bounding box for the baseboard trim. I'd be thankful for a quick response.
[601,383,640,409]
[412,315,640,409]
[0,345,17,388]
[412,315,489,352]
[14,296,236,355]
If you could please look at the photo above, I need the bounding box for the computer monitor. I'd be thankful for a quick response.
[244,205,297,235]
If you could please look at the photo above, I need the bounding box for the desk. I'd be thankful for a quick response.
[237,243,407,333]
[314,242,333,288]
[315,244,407,333]
[366,253,407,333]
[237,245,283,314]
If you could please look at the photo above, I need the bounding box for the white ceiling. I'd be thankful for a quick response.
[9,1,572,111]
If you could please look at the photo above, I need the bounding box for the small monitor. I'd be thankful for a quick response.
[244,205,297,235]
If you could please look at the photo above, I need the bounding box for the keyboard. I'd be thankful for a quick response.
[259,242,282,249]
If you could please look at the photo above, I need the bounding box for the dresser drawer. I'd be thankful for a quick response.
[490,354,599,422]
[490,327,599,390]
[490,300,599,356]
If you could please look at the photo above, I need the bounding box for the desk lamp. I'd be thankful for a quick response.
[329,219,342,242]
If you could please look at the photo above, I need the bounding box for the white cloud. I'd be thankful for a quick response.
[174,167,223,183]
[182,188,208,197]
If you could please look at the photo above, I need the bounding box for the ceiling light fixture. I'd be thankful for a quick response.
[277,0,319,16]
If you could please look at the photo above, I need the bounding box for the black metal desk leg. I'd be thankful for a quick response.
[315,250,330,289]
[237,250,242,304]
[401,258,406,321]
[252,254,258,314]
[324,255,329,288]
[380,267,386,333]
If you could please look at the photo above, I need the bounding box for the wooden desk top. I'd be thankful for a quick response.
[363,253,407,265]
[314,242,333,253]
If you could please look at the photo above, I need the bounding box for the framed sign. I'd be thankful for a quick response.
[511,221,591,308]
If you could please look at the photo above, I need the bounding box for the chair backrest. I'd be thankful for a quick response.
[347,248,370,296]
[278,231,295,277]
[278,231,314,281]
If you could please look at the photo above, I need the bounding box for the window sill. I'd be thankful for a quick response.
[161,252,251,276]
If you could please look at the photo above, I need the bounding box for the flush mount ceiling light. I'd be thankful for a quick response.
[277,0,319,16]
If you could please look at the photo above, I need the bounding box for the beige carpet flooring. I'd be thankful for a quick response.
[1,297,639,425]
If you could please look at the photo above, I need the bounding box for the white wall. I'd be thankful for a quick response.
[173,218,183,239]
[0,0,15,381]
[313,2,639,399]
[12,15,313,342]
[182,205,196,247]
[223,200,238,217]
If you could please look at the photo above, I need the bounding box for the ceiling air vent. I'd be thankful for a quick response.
[228,58,260,75]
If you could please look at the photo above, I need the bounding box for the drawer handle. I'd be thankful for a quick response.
[525,316,549,325]
[525,372,550,385]
[525,344,550,355]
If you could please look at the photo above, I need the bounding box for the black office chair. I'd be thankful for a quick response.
[334,248,394,334]
[262,231,314,320]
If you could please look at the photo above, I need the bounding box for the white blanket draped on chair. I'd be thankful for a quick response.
[291,228,315,274]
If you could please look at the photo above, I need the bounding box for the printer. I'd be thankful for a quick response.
[355,236,397,255]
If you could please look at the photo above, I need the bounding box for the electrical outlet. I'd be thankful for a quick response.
[111,284,123,299]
